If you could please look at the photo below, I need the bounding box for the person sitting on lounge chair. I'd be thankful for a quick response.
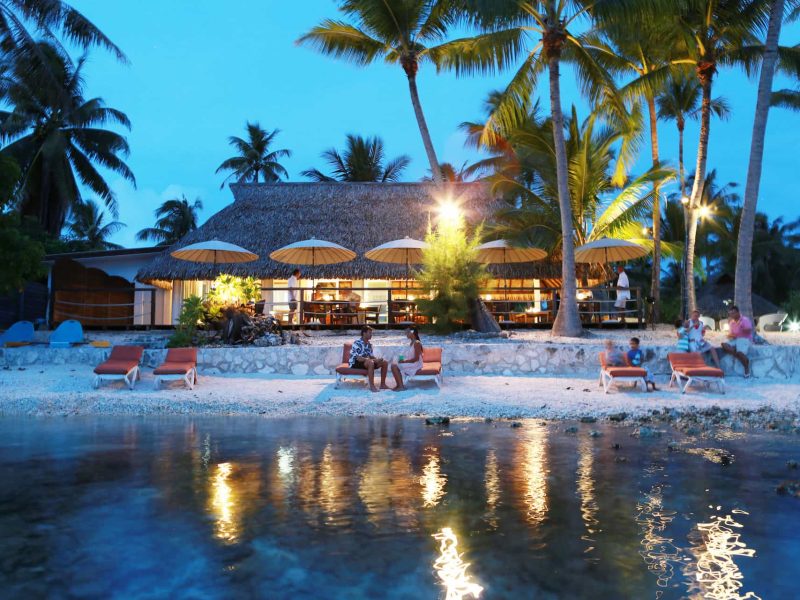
[391,326,424,392]
[602,339,625,367]
[687,309,722,369]
[349,326,389,392]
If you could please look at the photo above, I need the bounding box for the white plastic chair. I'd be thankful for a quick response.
[757,312,788,332]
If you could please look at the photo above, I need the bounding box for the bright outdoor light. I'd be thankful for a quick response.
[698,205,711,219]
[788,320,800,333]
[438,201,462,227]
[641,227,650,236]
[680,196,690,205]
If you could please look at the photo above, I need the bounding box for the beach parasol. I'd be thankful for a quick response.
[171,240,258,268]
[476,239,547,299]
[269,238,356,289]
[365,237,429,294]
[574,238,647,264]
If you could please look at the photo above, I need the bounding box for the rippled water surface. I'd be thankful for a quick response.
[1,416,798,599]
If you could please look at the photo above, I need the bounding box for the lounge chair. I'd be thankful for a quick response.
[154,348,198,390]
[405,347,444,388]
[49,320,84,348]
[668,352,725,394]
[93,345,144,390]
[334,343,444,388]
[598,352,648,393]
[1,320,35,347]
[756,312,788,333]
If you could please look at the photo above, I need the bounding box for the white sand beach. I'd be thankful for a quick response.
[2,364,798,422]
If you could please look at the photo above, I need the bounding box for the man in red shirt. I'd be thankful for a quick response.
[721,305,753,378]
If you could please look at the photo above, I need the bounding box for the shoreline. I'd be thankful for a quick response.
[1,366,798,431]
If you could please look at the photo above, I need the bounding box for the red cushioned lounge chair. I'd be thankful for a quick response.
[154,348,198,390]
[335,343,443,389]
[93,345,144,390]
[668,352,725,394]
[599,352,648,393]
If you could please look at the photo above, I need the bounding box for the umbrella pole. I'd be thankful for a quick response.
[405,250,409,298]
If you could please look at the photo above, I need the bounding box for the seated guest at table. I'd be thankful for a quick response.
[721,305,753,378]
[339,287,361,308]
[350,326,389,392]
[391,326,424,392]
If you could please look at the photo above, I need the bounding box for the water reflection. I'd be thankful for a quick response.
[420,447,447,508]
[432,527,484,600]
[318,444,351,526]
[685,509,759,600]
[516,428,549,526]
[484,450,501,528]
[636,483,683,589]
[210,462,238,543]
[358,441,418,527]
[577,437,599,549]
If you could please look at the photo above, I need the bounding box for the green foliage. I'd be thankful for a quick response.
[0,213,46,294]
[167,295,205,348]
[784,291,800,321]
[302,134,410,182]
[416,222,488,333]
[206,275,261,308]
[136,196,202,246]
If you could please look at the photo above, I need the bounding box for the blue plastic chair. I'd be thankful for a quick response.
[0,321,35,346]
[49,320,84,348]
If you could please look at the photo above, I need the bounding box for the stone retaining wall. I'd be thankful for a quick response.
[2,342,798,380]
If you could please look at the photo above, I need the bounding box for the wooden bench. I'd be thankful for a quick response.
[335,343,443,388]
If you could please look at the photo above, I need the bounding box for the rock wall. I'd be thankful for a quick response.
[2,342,799,380]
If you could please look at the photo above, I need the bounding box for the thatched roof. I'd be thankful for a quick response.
[137,182,561,282]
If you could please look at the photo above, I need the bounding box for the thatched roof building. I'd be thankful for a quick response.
[697,274,780,319]
[137,182,560,284]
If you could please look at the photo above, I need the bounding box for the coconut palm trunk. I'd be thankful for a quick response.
[685,64,714,313]
[646,95,662,322]
[548,51,582,337]
[402,58,443,182]
[735,0,785,317]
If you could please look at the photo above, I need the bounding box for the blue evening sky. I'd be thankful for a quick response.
[70,1,799,248]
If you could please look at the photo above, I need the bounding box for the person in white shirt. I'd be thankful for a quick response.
[287,269,301,324]
[687,309,722,369]
[614,265,630,313]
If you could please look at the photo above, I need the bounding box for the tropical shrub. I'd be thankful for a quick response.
[167,295,205,348]
[417,221,488,333]
[206,275,261,308]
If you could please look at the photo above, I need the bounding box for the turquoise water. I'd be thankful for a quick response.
[0,416,798,599]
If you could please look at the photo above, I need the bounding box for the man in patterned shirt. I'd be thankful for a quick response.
[349,326,389,392]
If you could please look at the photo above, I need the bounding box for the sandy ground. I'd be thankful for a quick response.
[1,365,798,420]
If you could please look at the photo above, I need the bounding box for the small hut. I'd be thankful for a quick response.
[696,274,780,320]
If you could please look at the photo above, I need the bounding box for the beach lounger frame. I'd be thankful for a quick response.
[335,343,443,388]
[154,348,198,390]
[668,352,726,394]
[598,352,647,393]
[93,346,144,390]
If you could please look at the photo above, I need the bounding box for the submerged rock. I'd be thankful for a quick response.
[614,456,628,463]
[787,460,799,470]
[631,426,664,439]
[579,416,597,424]
[425,417,450,426]
[510,421,523,428]
[608,412,627,422]
[588,430,602,438]
[564,426,578,435]
[776,481,800,497]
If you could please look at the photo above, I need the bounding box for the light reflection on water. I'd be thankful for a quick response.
[0,416,797,599]
[685,510,760,600]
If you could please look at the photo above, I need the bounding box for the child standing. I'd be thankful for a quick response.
[627,337,657,391]
[675,319,690,352]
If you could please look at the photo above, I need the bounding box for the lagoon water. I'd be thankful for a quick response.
[0,416,798,599]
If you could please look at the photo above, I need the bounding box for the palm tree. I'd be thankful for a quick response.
[436,0,629,336]
[136,196,203,246]
[298,0,468,182]
[0,0,125,64]
[490,106,676,271]
[301,134,410,182]
[216,123,291,188]
[735,0,786,316]
[0,43,135,236]
[671,0,799,313]
[64,199,125,250]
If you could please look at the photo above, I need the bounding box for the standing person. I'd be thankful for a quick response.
[687,309,722,369]
[349,325,389,392]
[287,269,301,324]
[614,265,631,315]
[721,306,754,378]
[391,326,424,392]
